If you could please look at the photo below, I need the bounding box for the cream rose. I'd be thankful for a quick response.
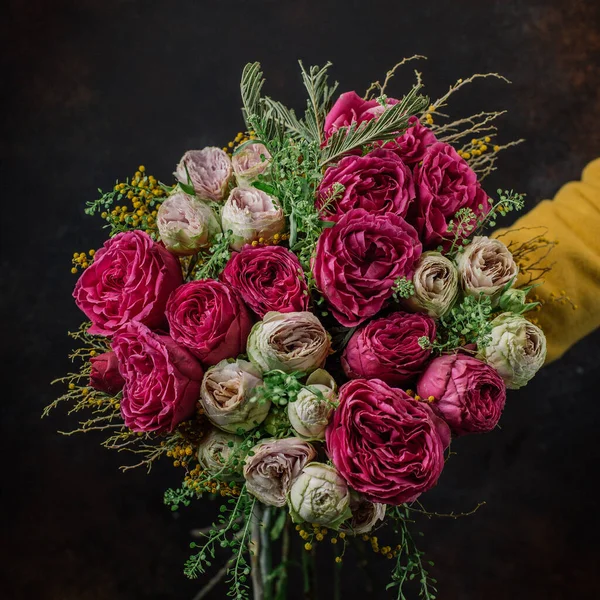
[196,428,244,481]
[232,142,272,185]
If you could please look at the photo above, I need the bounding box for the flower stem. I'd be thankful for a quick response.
[260,506,273,600]
[250,503,264,600]
[302,546,318,599]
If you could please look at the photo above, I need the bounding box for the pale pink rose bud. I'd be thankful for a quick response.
[457,236,519,305]
[232,143,271,185]
[157,191,221,255]
[174,147,233,202]
[340,491,386,536]
[221,187,285,251]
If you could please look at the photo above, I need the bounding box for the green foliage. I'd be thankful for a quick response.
[193,231,234,281]
[387,507,438,600]
[164,484,195,512]
[392,277,416,301]
[185,486,256,600]
[422,294,494,353]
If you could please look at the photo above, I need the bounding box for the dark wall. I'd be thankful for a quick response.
[1,1,599,599]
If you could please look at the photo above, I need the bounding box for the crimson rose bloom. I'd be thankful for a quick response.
[417,354,506,436]
[324,91,382,140]
[166,280,253,366]
[312,208,422,327]
[326,379,450,505]
[113,321,203,433]
[73,230,182,335]
[384,116,437,165]
[221,245,309,317]
[412,142,490,248]
[316,149,415,223]
[89,351,125,395]
[342,311,436,386]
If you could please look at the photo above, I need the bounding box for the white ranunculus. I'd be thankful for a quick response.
[457,236,518,305]
[340,491,386,536]
[288,369,337,440]
[232,143,272,185]
[288,462,352,530]
[156,191,221,255]
[403,251,459,318]
[481,312,547,389]
[196,429,244,481]
[199,359,269,433]
[174,147,233,202]
[221,187,285,251]
[247,311,331,374]
[243,437,317,507]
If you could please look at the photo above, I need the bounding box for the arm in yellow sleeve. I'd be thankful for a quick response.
[493,158,600,363]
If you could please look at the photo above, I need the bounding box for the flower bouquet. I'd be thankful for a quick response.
[47,58,552,599]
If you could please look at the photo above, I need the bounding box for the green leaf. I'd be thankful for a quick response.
[270,509,287,541]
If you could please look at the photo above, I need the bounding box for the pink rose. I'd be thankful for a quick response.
[326,378,450,505]
[312,208,422,327]
[221,245,309,317]
[342,311,436,386]
[89,351,125,395]
[316,149,415,223]
[417,354,506,436]
[324,91,382,140]
[165,280,253,366]
[412,142,490,248]
[383,116,437,165]
[113,321,203,433]
[73,231,182,336]
[174,147,233,202]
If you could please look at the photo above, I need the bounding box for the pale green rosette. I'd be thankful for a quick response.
[288,369,337,440]
[247,311,331,374]
[196,429,244,481]
[288,462,352,530]
[480,312,547,389]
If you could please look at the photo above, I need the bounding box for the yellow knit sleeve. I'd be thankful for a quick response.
[492,158,600,363]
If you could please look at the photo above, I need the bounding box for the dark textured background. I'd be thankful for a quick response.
[1,1,600,598]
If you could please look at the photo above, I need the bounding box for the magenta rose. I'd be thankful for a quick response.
[417,354,506,436]
[73,230,182,336]
[312,208,422,327]
[316,149,415,223]
[113,321,204,433]
[342,311,436,386]
[383,116,437,164]
[221,245,309,317]
[324,91,382,140]
[89,351,125,395]
[412,142,490,248]
[326,378,450,505]
[165,280,253,366]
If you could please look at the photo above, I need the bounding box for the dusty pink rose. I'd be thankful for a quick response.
[417,354,506,436]
[324,91,382,140]
[342,311,436,386]
[326,378,450,505]
[383,116,437,164]
[89,351,125,395]
[316,149,415,223]
[175,147,233,202]
[412,142,490,248]
[73,230,182,336]
[221,245,309,317]
[312,208,422,327]
[113,321,204,433]
[165,280,253,366]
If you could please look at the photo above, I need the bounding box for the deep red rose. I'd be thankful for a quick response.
[221,245,309,317]
[412,142,490,248]
[417,354,506,436]
[316,149,415,223]
[165,280,253,366]
[311,208,422,327]
[73,230,182,336]
[89,351,125,395]
[342,311,436,386]
[113,321,203,433]
[326,378,450,505]
[382,116,437,164]
[323,91,382,140]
